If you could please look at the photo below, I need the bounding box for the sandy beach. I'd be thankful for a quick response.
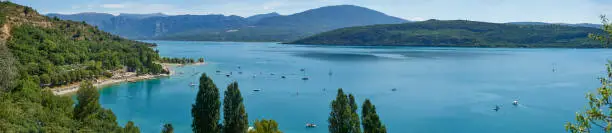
[50,62,205,96]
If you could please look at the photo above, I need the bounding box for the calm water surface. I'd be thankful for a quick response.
[98,41,612,133]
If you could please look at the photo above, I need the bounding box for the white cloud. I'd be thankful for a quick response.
[100,4,126,9]
[408,17,426,21]
[263,1,284,10]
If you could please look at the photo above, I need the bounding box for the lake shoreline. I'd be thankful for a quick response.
[50,62,206,96]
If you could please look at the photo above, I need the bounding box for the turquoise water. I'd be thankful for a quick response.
[99,41,612,133]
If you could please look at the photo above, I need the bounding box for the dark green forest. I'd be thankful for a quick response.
[2,1,165,87]
[289,19,605,48]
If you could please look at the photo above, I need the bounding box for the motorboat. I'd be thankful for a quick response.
[302,77,309,80]
[253,89,261,92]
[306,123,317,128]
[189,82,196,87]
[512,100,519,106]
[391,88,397,91]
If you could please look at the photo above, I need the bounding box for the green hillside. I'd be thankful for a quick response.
[289,20,605,48]
[0,2,160,132]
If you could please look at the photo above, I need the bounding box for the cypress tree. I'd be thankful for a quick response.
[348,94,361,133]
[74,81,101,120]
[329,88,361,133]
[191,73,221,133]
[223,82,249,133]
[362,99,386,133]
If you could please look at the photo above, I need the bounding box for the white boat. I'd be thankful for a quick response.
[306,123,317,128]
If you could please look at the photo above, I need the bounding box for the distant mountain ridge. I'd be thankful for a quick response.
[289,20,604,48]
[46,5,409,41]
[507,22,603,29]
[246,12,281,22]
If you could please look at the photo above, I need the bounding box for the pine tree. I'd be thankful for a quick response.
[223,82,249,133]
[191,73,221,133]
[74,81,101,120]
[362,99,387,133]
[329,88,361,133]
[162,123,174,133]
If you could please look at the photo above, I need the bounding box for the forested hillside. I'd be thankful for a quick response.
[289,20,605,48]
[0,1,158,132]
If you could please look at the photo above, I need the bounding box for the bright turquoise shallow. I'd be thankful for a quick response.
[99,41,612,133]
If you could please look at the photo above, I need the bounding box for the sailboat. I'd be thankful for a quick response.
[301,68,309,80]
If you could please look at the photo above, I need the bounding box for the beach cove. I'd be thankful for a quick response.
[49,63,205,96]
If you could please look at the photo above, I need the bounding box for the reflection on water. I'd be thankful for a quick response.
[294,52,384,61]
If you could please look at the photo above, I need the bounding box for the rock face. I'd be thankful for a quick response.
[0,23,10,43]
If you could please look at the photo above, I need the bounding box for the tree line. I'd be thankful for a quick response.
[188,73,386,133]
[160,57,205,64]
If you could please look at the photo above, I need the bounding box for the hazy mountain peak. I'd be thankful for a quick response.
[117,13,167,19]
[246,12,282,22]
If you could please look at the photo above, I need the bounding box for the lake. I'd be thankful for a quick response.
[98,41,612,133]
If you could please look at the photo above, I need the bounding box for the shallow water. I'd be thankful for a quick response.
[99,41,612,133]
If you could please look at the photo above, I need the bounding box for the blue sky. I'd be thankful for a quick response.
[10,0,612,23]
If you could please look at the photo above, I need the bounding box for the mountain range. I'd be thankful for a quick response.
[289,19,604,48]
[47,5,408,42]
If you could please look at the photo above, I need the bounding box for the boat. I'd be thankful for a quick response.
[238,71,243,74]
[189,82,196,87]
[226,74,230,77]
[300,68,305,72]
[391,88,397,91]
[306,123,317,128]
[253,89,261,92]
[216,70,221,73]
[281,76,286,79]
[512,100,519,106]
[302,77,309,80]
